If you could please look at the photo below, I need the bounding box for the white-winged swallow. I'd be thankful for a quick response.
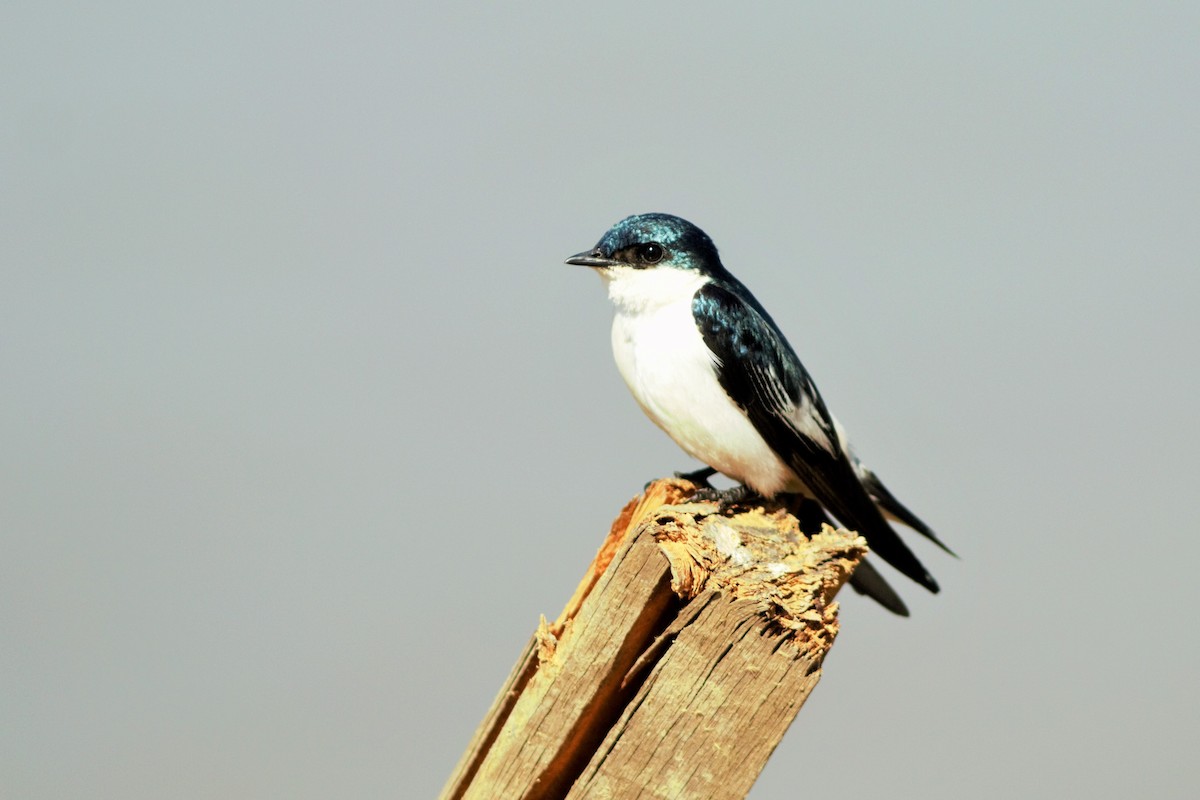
[567,213,953,615]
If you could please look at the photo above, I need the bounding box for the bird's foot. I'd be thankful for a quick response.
[673,466,718,488]
[689,482,758,512]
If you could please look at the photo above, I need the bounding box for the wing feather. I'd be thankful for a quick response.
[694,281,939,593]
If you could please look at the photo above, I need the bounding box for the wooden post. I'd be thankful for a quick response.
[440,479,867,800]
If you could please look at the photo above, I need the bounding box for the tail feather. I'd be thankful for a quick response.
[848,559,910,617]
[858,466,957,558]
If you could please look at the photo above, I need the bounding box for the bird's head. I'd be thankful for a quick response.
[565,213,725,278]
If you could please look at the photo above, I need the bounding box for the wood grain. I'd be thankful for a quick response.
[440,479,866,800]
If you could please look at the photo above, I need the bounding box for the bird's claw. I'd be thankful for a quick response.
[688,482,757,512]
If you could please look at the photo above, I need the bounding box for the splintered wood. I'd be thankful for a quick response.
[440,479,867,800]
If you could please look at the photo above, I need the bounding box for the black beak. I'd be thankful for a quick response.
[565,248,620,268]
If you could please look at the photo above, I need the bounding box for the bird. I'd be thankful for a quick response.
[566,212,953,615]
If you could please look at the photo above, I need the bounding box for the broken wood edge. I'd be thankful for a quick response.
[440,479,867,800]
[649,503,866,651]
[616,509,865,698]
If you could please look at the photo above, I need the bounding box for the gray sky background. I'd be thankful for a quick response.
[4,3,1198,798]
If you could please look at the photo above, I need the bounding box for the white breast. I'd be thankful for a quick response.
[601,267,801,497]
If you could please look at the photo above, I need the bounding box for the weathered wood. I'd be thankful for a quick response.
[440,479,866,800]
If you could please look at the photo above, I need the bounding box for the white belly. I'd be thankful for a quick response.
[610,292,801,497]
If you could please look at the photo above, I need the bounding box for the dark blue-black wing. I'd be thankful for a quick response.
[693,280,939,593]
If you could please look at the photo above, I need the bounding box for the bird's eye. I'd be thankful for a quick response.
[637,243,664,264]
